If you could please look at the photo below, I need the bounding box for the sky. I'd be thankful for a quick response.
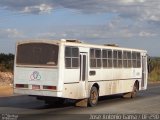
[0,0,160,56]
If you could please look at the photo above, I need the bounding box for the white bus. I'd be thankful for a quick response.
[14,39,148,107]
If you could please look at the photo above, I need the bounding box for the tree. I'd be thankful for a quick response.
[0,53,14,72]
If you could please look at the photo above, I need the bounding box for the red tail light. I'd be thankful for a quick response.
[16,84,28,88]
[43,86,57,90]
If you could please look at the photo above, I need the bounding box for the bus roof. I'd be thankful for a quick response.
[17,39,147,53]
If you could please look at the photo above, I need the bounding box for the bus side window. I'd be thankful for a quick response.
[96,49,101,68]
[102,49,112,68]
[118,50,122,68]
[137,52,141,68]
[102,49,107,68]
[90,48,96,68]
[132,52,141,68]
[90,48,101,68]
[132,52,137,68]
[123,51,127,68]
[123,51,131,68]
[108,50,112,68]
[113,50,118,68]
[127,51,132,68]
[65,46,79,69]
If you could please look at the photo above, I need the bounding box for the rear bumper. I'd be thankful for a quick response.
[14,88,62,97]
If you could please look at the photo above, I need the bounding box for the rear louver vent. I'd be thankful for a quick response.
[104,44,119,47]
[61,39,82,43]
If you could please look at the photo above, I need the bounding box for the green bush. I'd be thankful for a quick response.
[0,53,14,72]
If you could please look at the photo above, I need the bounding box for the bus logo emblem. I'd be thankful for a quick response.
[30,71,41,80]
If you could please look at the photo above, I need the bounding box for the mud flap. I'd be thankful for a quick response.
[123,92,132,98]
[75,98,88,107]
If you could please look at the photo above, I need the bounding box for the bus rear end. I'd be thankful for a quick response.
[14,41,61,98]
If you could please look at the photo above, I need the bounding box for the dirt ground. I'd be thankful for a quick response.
[0,72,13,97]
[0,85,13,97]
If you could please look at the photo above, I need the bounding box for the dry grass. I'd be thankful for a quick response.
[148,57,160,82]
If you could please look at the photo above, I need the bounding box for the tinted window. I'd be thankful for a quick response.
[65,47,79,68]
[123,51,132,68]
[17,43,59,66]
[132,52,141,68]
[90,48,101,68]
[113,50,118,68]
[118,51,122,68]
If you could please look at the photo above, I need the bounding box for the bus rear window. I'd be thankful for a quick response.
[16,43,59,66]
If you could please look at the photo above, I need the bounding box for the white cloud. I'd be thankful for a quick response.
[22,4,53,14]
[0,0,160,40]
[0,0,54,14]
[0,28,24,38]
[33,25,133,40]
[0,0,159,24]
[36,32,55,38]
[0,0,156,19]
[120,0,146,4]
[139,31,156,37]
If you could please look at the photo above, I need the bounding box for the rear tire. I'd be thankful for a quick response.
[123,82,139,98]
[131,83,138,98]
[88,86,99,107]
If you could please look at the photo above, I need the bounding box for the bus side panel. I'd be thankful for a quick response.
[88,68,142,96]
[62,83,88,99]
[63,69,80,83]
[88,69,113,81]
[88,68,141,83]
[62,69,86,99]
[88,79,138,97]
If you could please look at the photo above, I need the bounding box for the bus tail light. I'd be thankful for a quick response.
[43,85,57,90]
[16,84,28,88]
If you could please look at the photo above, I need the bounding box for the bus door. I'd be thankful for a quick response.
[142,55,148,89]
[80,52,88,97]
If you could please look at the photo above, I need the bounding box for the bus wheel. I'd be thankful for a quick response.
[88,86,99,107]
[131,83,138,98]
[123,83,138,98]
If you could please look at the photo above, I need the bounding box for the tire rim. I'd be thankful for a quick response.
[91,90,98,104]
